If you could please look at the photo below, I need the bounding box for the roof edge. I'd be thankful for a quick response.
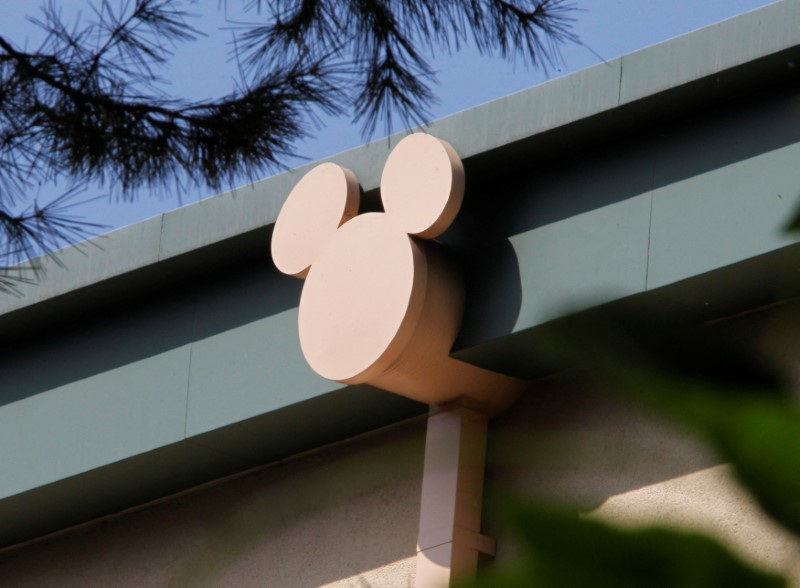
[2,0,799,316]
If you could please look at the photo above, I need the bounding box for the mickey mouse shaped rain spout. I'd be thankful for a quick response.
[271,133,524,415]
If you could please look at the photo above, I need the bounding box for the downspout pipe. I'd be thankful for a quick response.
[415,400,498,587]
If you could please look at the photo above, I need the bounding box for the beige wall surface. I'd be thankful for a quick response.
[2,310,799,587]
[0,420,426,588]
[6,380,799,588]
[481,370,800,584]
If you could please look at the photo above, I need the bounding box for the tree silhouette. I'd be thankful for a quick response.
[0,0,577,291]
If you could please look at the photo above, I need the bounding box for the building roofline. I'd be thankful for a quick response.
[2,0,799,317]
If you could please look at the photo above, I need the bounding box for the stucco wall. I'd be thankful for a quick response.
[482,370,800,584]
[0,420,426,588]
[2,312,799,587]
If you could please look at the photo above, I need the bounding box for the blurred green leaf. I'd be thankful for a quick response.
[539,307,800,536]
[584,310,782,394]
[465,504,785,588]
[623,374,800,538]
[787,203,800,232]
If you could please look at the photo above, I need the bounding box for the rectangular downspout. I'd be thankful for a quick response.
[415,402,495,587]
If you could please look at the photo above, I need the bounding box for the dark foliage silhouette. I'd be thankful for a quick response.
[0,0,576,291]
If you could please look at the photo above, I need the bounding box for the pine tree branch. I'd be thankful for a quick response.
[0,0,578,282]
[235,0,578,136]
[0,7,342,195]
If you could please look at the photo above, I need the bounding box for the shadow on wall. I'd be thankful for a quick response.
[484,376,721,514]
[479,85,800,237]
[448,85,800,349]
[445,209,523,351]
[6,86,800,408]
[0,257,302,409]
[0,418,426,588]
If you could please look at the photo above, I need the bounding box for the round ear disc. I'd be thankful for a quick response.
[380,133,464,239]
[271,162,360,278]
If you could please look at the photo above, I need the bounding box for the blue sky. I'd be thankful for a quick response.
[0,0,779,236]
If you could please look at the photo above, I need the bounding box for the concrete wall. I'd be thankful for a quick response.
[0,420,426,588]
[3,311,799,587]
[482,305,800,584]
[0,257,423,547]
[483,376,800,584]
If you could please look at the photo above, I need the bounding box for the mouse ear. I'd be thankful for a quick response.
[271,162,360,278]
[380,133,464,239]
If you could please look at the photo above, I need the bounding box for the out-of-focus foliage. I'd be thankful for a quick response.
[465,503,785,588]
[570,310,800,538]
[0,0,577,291]
[789,203,800,232]
[469,300,800,587]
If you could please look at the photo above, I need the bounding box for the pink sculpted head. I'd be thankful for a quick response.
[272,133,523,413]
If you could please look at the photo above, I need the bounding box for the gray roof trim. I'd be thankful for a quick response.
[1,0,797,316]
